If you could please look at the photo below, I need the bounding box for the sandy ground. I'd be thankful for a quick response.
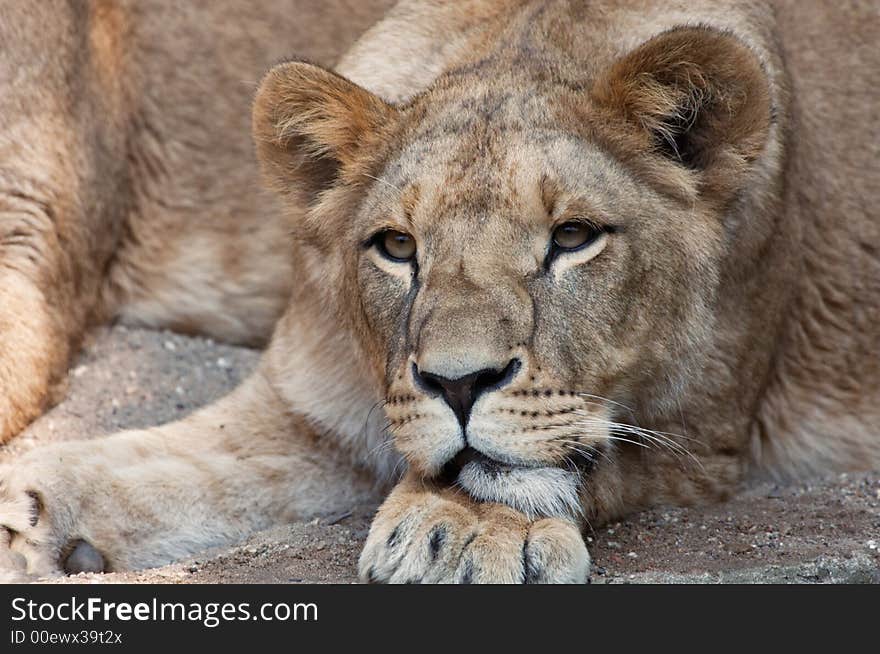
[4,326,879,584]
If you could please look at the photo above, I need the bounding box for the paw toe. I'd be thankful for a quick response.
[523,519,590,584]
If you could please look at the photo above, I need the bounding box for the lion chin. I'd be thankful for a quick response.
[442,447,583,521]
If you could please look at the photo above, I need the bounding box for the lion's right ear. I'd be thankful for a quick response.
[252,61,397,203]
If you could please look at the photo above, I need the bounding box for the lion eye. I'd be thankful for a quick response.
[551,221,601,251]
[377,230,417,262]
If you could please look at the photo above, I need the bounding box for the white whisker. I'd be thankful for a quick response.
[569,412,704,471]
[575,392,635,415]
[362,173,402,193]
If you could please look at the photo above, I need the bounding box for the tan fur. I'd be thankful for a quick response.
[0,0,877,584]
[0,0,393,442]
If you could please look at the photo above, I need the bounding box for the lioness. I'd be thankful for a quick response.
[1,0,878,583]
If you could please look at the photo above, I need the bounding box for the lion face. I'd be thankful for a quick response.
[352,117,725,519]
[253,26,771,519]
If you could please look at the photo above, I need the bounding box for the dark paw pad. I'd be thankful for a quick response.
[386,524,403,548]
[24,490,42,527]
[63,540,106,575]
[523,546,545,584]
[459,559,475,584]
[428,526,446,560]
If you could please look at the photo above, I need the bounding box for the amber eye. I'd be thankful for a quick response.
[551,221,602,251]
[377,230,417,262]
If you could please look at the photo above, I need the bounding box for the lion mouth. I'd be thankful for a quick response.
[439,447,582,520]
[440,446,510,481]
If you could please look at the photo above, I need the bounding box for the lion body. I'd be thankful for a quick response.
[0,0,877,583]
[0,0,392,439]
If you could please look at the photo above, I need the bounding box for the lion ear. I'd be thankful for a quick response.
[252,61,397,203]
[591,27,772,190]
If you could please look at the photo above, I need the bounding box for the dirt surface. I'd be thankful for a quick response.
[5,326,879,584]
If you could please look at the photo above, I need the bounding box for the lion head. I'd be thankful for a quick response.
[252,25,775,520]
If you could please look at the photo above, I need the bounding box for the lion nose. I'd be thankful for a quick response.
[413,359,520,428]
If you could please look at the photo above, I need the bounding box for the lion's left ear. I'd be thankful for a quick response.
[252,61,398,204]
[591,27,772,191]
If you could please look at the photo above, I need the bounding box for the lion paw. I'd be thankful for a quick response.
[0,454,106,581]
[358,484,589,584]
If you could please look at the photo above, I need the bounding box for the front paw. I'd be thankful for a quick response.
[0,450,106,581]
[358,480,590,584]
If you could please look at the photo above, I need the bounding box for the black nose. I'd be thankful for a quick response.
[413,359,520,428]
